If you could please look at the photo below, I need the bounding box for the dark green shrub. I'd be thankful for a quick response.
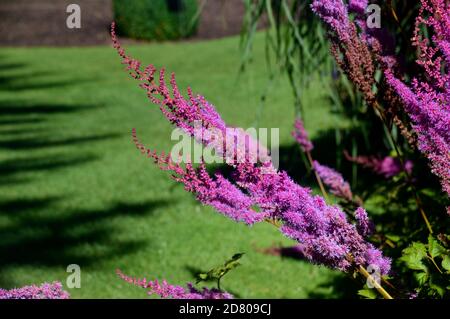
[113,0,199,41]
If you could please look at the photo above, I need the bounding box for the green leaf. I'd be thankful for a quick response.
[415,272,428,286]
[358,288,378,299]
[401,242,428,272]
[442,255,450,273]
[428,235,446,259]
[195,253,245,284]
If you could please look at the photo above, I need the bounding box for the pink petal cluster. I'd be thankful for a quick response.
[292,118,314,152]
[116,270,233,299]
[354,207,375,237]
[112,23,390,275]
[0,282,70,299]
[313,160,353,202]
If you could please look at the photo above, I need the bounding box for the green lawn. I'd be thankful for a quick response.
[0,34,357,298]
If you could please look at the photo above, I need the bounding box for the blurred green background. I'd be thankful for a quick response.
[113,0,199,41]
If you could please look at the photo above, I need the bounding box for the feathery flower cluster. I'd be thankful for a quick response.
[344,151,413,179]
[348,0,368,16]
[310,0,352,42]
[313,160,353,202]
[112,23,391,275]
[354,207,374,237]
[111,23,271,167]
[132,129,269,226]
[233,163,390,273]
[311,0,377,107]
[385,0,450,196]
[292,118,314,152]
[117,270,233,299]
[0,282,69,299]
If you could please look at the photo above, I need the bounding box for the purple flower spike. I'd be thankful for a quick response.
[292,118,314,152]
[313,161,353,202]
[117,270,233,299]
[354,207,375,237]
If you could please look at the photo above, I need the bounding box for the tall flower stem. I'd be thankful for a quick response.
[357,265,393,299]
[373,102,433,234]
[306,151,330,202]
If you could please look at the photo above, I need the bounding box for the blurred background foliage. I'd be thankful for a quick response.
[113,0,200,41]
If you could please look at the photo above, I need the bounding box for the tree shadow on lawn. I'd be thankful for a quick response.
[0,59,93,93]
[0,198,171,288]
[0,154,99,186]
[0,132,120,151]
[0,56,163,288]
[0,57,118,185]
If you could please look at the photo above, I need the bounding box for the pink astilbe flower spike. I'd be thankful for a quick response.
[112,23,391,275]
[344,151,414,179]
[313,160,353,202]
[116,270,233,299]
[354,207,375,237]
[385,0,450,197]
[132,129,268,226]
[0,282,70,299]
[348,0,368,16]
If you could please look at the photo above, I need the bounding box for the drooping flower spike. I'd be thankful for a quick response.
[112,23,391,275]
[292,118,314,153]
[313,160,353,202]
[117,270,233,299]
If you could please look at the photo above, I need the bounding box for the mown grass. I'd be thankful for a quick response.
[0,33,357,298]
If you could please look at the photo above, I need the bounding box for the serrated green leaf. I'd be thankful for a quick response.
[401,242,428,271]
[415,271,428,286]
[195,253,245,284]
[442,255,450,273]
[358,288,377,299]
[428,235,446,258]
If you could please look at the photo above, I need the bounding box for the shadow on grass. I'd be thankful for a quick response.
[305,273,360,299]
[0,132,120,150]
[0,56,156,289]
[0,198,171,288]
[0,57,117,181]
[0,154,99,186]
